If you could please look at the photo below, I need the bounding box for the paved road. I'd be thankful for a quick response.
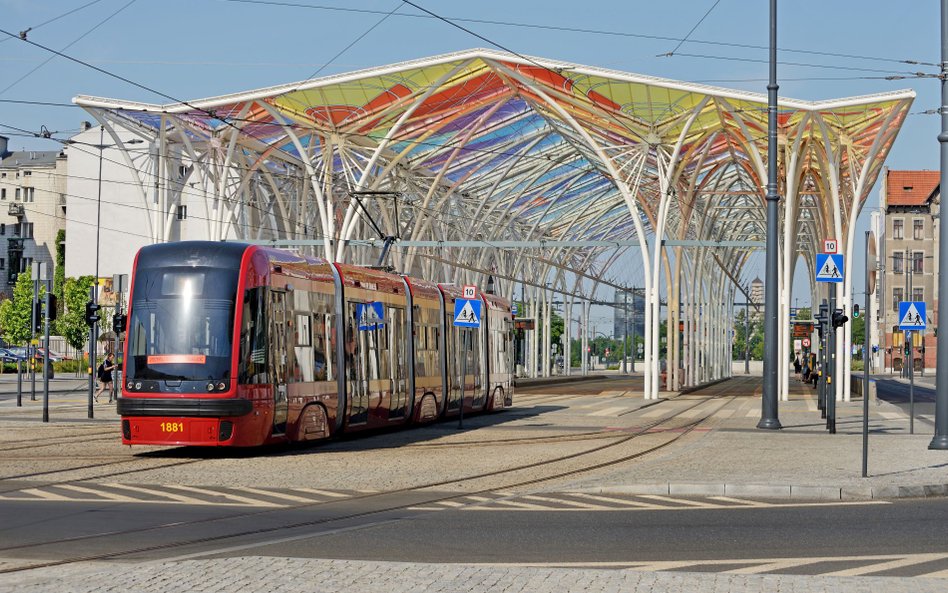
[2,374,948,592]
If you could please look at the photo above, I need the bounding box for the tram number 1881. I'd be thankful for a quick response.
[160,421,186,433]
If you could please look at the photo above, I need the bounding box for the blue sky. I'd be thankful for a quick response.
[0,0,942,326]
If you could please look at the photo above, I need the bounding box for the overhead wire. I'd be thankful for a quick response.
[0,0,105,45]
[0,0,139,96]
[220,0,939,69]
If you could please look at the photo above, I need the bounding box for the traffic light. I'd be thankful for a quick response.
[113,313,127,334]
[831,308,848,328]
[47,295,57,321]
[852,304,860,318]
[33,301,42,332]
[84,301,101,326]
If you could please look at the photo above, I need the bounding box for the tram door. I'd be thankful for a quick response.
[269,289,289,435]
[346,304,370,426]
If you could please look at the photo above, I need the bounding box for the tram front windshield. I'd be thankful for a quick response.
[125,266,238,382]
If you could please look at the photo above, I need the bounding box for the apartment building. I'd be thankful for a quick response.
[0,136,66,295]
[879,169,940,373]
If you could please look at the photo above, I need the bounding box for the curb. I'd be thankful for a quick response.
[576,482,948,502]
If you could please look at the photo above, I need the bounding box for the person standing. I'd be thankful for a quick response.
[95,352,116,404]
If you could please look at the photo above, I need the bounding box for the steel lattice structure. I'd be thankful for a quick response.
[74,48,914,399]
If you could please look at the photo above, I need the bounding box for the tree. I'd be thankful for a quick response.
[53,229,66,319]
[0,273,43,345]
[55,276,95,353]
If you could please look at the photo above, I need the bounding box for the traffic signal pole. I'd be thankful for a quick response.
[931,0,948,449]
[827,289,837,434]
[87,285,95,419]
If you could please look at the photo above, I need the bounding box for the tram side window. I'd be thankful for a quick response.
[313,313,333,381]
[294,313,314,382]
[239,287,268,384]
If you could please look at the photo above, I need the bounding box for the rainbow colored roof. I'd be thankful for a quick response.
[75,48,914,288]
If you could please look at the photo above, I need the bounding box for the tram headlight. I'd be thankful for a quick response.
[127,381,134,390]
[207,382,215,392]
[217,382,226,391]
[135,382,142,390]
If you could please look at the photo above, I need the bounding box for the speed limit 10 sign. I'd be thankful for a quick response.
[823,239,837,254]
[462,285,477,299]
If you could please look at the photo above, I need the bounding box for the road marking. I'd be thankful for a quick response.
[56,484,140,502]
[233,487,325,505]
[879,411,903,420]
[824,552,948,576]
[567,492,666,509]
[465,552,948,577]
[102,483,217,505]
[19,488,71,501]
[638,494,711,507]
[162,484,282,507]
[588,406,629,417]
[292,488,357,498]
[520,494,611,510]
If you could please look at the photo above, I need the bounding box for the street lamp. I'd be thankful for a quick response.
[65,127,143,416]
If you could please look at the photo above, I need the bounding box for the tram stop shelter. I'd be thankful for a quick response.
[72,48,915,401]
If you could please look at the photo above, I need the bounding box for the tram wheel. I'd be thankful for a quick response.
[295,404,330,441]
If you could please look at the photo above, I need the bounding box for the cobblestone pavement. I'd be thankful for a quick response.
[1,557,945,593]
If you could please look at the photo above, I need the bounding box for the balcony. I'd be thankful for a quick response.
[7,203,24,218]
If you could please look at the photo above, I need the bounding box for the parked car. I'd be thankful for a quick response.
[0,348,25,363]
[6,346,64,362]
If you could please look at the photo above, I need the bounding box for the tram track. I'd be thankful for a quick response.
[0,391,736,573]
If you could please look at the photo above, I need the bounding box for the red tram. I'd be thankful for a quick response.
[117,241,514,447]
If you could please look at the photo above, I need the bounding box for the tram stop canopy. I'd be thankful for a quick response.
[74,48,914,397]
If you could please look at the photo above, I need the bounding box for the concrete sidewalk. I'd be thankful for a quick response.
[559,375,948,501]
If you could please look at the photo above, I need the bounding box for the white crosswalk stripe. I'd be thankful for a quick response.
[588,406,630,416]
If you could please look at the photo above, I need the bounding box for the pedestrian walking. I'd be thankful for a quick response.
[95,352,116,403]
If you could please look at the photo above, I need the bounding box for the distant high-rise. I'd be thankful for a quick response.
[749,277,764,320]
[613,289,645,341]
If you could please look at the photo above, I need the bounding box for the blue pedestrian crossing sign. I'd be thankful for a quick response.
[815,253,844,283]
[898,301,926,330]
[356,302,385,331]
[453,298,482,328]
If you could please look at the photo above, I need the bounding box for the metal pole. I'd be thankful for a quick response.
[909,330,915,434]
[828,288,837,434]
[16,359,22,406]
[759,0,782,429]
[631,287,636,373]
[87,284,95,419]
[623,289,628,374]
[908,256,915,434]
[863,231,871,477]
[30,273,37,402]
[745,301,750,374]
[458,328,466,429]
[818,301,827,416]
[113,299,121,402]
[42,278,50,423]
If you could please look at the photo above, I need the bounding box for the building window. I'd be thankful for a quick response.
[25,187,34,202]
[893,288,904,311]
[913,251,924,274]
[1,224,6,236]
[22,171,30,176]
[914,219,924,240]
[0,172,5,178]
[893,219,904,240]
[893,251,903,274]
[176,205,187,220]
[14,188,20,200]
[913,288,924,302]
[0,188,5,200]
[0,258,5,270]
